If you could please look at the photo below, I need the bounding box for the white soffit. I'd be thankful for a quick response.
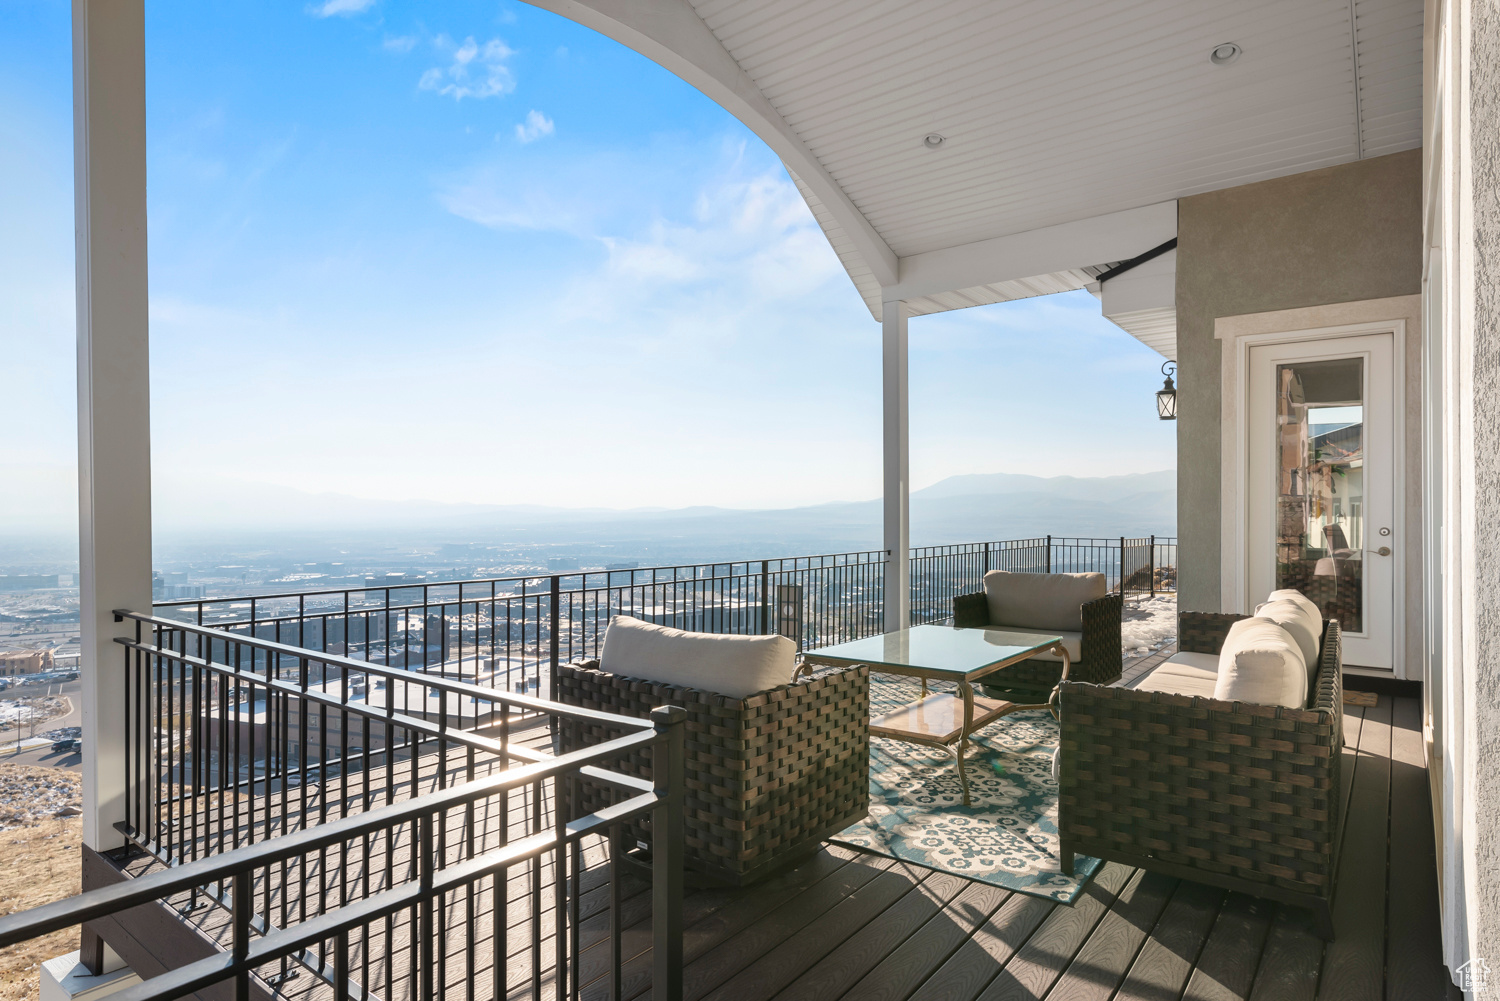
[532,0,1422,318]
[1109,308,1179,359]
[1098,247,1178,357]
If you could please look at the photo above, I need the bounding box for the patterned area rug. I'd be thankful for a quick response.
[830,676,1103,903]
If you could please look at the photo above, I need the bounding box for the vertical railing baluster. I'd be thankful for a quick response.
[233,868,251,1001]
[650,705,686,1001]
[605,819,620,1001]
[549,575,561,705]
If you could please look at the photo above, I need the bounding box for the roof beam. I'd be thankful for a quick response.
[525,0,899,287]
[885,201,1178,304]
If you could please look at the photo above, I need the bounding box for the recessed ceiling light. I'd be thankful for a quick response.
[1210,42,1241,66]
[923,133,945,149]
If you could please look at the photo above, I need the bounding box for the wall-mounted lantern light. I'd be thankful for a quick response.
[1156,360,1178,420]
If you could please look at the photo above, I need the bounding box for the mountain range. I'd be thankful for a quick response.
[147,469,1177,551]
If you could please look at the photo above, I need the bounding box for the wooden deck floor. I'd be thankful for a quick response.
[118,642,1457,1001]
[590,690,1454,1001]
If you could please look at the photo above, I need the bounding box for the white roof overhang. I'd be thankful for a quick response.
[523,0,1423,353]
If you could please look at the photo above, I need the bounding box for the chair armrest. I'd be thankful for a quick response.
[953,591,990,628]
[1309,619,1343,716]
[1079,593,1123,675]
[1177,611,1248,654]
[1058,679,1343,890]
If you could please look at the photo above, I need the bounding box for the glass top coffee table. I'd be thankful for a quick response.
[801,624,1071,806]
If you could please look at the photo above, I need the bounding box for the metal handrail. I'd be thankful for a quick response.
[115,609,650,730]
[151,548,888,609]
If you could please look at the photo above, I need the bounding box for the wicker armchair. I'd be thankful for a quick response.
[554,660,869,886]
[1057,612,1345,938]
[952,590,1124,698]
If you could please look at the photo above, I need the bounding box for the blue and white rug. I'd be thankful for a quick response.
[830,676,1103,903]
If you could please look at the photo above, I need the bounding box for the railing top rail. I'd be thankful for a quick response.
[0,721,667,949]
[113,610,654,732]
[152,547,891,609]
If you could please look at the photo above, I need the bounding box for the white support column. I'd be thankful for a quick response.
[74,0,152,853]
[882,300,910,631]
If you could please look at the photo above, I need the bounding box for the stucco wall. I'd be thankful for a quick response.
[1468,0,1500,973]
[1175,150,1424,614]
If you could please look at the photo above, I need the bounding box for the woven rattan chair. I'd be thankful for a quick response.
[1057,611,1345,938]
[951,588,1124,699]
[554,660,869,886]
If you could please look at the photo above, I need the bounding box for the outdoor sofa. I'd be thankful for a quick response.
[554,616,870,886]
[1056,604,1345,938]
[951,570,1124,699]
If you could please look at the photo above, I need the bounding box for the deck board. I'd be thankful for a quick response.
[834,880,1014,1001]
[1044,870,1176,1001]
[746,868,966,1001]
[1246,905,1323,1001]
[902,886,1056,1001]
[1179,892,1275,1001]
[1385,696,1457,1001]
[1316,695,1393,1001]
[699,861,939,1001]
[669,852,900,1001]
[972,862,1134,1001]
[1114,880,1225,1001]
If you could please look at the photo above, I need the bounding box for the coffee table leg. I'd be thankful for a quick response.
[957,680,975,807]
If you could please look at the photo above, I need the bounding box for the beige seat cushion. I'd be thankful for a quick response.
[982,570,1107,633]
[1213,617,1308,708]
[983,627,1081,664]
[1133,651,1220,698]
[599,615,797,699]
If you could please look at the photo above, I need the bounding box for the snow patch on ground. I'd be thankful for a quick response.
[1121,593,1177,660]
[0,698,66,729]
[0,765,81,831]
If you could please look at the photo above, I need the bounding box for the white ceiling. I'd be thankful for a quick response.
[532,0,1423,318]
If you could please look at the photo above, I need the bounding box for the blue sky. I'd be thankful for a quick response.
[1,0,1174,534]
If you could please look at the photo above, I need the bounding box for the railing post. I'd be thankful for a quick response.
[549,575,561,700]
[1120,536,1126,593]
[1149,534,1156,596]
[759,560,770,635]
[650,705,686,1001]
[1045,535,1052,574]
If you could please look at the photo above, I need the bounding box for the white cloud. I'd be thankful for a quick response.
[307,0,376,17]
[514,110,554,144]
[382,35,418,53]
[419,36,516,100]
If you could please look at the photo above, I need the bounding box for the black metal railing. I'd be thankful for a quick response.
[908,535,1177,625]
[153,537,1175,702]
[0,610,686,1001]
[153,551,889,700]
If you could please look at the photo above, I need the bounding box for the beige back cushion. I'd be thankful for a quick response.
[1266,589,1324,631]
[1254,597,1322,683]
[983,570,1107,633]
[1213,617,1309,709]
[599,615,797,699]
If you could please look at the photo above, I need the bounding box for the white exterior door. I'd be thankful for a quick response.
[1247,332,1397,670]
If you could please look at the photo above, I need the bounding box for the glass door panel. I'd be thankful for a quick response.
[1273,357,1364,632]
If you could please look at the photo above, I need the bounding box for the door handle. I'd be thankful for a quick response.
[1368,547,1391,557]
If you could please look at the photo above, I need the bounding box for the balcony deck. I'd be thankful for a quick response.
[113,652,1454,1001]
[581,687,1453,1001]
